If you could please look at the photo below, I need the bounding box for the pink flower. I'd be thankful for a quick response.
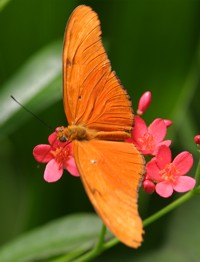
[33,131,80,182]
[142,174,155,194]
[137,91,152,115]
[126,116,171,155]
[194,135,200,145]
[146,145,195,198]
[163,119,173,127]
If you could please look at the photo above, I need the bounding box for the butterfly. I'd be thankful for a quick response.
[57,5,145,248]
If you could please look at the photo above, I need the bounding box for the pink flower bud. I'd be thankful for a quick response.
[137,91,152,115]
[194,135,200,145]
[143,179,155,194]
[164,119,173,127]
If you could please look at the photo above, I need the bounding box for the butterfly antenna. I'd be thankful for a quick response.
[11,95,52,130]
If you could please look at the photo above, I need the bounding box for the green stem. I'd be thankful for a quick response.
[73,224,107,262]
[50,249,85,262]
[102,192,194,251]
[194,151,200,183]
[102,237,119,251]
[143,190,194,227]
[103,193,192,251]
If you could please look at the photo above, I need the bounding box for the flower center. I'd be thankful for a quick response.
[159,163,179,183]
[139,133,155,151]
[51,146,70,169]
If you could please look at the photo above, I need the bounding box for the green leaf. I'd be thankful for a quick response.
[0,40,62,138]
[169,44,200,151]
[0,0,11,12]
[0,213,106,262]
[163,196,200,261]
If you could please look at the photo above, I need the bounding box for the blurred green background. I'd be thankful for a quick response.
[0,0,200,261]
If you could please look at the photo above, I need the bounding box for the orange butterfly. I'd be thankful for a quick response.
[57,5,145,248]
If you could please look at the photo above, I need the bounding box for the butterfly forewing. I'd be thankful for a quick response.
[63,5,133,131]
[72,139,145,248]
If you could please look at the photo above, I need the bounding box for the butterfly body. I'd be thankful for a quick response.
[57,125,132,142]
[60,5,145,248]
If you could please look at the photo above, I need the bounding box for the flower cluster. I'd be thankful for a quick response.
[33,132,79,182]
[126,91,196,198]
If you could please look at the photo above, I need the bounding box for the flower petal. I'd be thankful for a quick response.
[164,119,173,127]
[157,140,172,147]
[131,116,148,139]
[143,179,155,194]
[44,159,63,182]
[66,157,80,177]
[155,181,173,198]
[125,137,134,143]
[146,158,162,182]
[137,91,152,115]
[153,140,172,155]
[173,176,196,192]
[48,132,58,146]
[148,118,167,143]
[156,145,172,169]
[33,144,53,163]
[194,135,200,145]
[173,151,193,175]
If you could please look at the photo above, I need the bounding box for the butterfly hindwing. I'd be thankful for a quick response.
[72,139,145,248]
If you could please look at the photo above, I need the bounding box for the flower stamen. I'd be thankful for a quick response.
[51,147,70,169]
[159,163,181,184]
[139,133,155,151]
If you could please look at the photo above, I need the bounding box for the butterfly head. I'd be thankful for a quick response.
[56,126,69,142]
[56,125,97,142]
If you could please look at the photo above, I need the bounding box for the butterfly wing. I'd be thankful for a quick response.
[72,139,145,248]
[63,5,133,132]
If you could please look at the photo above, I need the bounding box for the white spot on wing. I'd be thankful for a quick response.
[90,159,97,164]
